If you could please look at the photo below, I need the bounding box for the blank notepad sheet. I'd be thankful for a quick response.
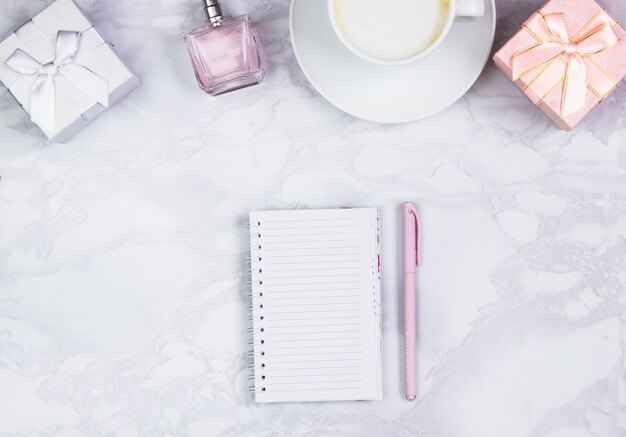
[248,208,382,403]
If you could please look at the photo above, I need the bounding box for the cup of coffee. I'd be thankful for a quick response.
[328,0,485,65]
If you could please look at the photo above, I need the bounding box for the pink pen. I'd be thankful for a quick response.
[402,202,419,401]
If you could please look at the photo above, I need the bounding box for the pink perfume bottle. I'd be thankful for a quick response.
[184,0,264,96]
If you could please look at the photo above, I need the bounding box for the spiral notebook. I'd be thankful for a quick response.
[248,208,383,403]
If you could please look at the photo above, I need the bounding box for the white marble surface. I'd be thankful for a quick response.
[0,0,625,436]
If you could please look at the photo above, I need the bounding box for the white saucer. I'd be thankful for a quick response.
[289,0,496,123]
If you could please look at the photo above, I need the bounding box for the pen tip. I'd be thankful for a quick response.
[406,395,416,401]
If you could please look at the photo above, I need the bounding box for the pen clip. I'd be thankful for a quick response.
[402,202,419,271]
[408,209,419,266]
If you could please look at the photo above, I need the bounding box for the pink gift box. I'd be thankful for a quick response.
[493,0,626,130]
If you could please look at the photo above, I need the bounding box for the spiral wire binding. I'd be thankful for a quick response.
[247,218,266,397]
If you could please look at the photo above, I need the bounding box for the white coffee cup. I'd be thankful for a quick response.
[328,0,485,66]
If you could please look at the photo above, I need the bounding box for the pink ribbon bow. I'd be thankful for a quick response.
[512,10,619,117]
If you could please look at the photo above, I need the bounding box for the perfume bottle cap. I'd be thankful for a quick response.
[204,0,223,23]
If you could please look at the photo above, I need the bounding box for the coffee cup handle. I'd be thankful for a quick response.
[455,0,485,18]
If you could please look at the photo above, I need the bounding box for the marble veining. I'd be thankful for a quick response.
[0,0,624,436]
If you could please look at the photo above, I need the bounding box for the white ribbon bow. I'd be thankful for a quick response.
[5,31,109,134]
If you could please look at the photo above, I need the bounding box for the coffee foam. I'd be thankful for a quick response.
[333,0,450,61]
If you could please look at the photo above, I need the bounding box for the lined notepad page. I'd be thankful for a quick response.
[249,208,382,403]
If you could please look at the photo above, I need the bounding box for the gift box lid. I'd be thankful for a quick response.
[0,0,139,142]
[493,0,626,130]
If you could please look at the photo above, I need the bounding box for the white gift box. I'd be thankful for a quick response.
[0,0,139,142]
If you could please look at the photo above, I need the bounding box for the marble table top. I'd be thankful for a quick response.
[0,0,624,436]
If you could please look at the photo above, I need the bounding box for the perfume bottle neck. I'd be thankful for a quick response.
[204,0,223,24]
